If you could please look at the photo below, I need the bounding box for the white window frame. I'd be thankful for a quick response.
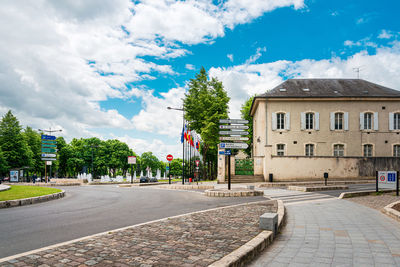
[277,113,285,130]
[394,113,400,130]
[363,144,373,157]
[364,112,373,130]
[333,144,345,157]
[360,111,378,131]
[335,112,343,130]
[305,113,314,130]
[394,144,400,157]
[272,112,290,131]
[276,144,285,156]
[305,143,315,156]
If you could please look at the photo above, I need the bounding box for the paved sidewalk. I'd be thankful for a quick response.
[250,189,400,266]
[0,200,276,267]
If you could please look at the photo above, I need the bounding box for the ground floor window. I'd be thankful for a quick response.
[333,144,344,156]
[363,144,373,157]
[305,144,314,156]
[277,144,285,156]
[394,145,400,157]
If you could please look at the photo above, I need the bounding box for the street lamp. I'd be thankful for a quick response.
[167,106,185,184]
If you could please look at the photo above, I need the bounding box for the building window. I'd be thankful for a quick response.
[394,145,400,157]
[333,144,344,156]
[363,144,373,157]
[305,113,314,130]
[277,144,285,156]
[395,113,400,130]
[335,113,343,130]
[364,113,373,130]
[305,144,314,156]
[277,113,285,130]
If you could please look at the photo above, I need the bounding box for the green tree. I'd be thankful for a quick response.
[0,111,32,170]
[169,158,182,177]
[183,67,230,179]
[24,127,43,173]
[240,96,254,157]
[0,147,8,176]
[140,152,160,176]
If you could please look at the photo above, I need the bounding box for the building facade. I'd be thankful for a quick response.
[250,79,400,181]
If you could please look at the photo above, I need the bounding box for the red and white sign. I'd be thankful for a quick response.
[166,154,173,161]
[128,156,136,164]
[195,160,200,167]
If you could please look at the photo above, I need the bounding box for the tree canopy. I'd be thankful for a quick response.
[240,96,254,157]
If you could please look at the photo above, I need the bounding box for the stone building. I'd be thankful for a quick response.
[250,79,400,181]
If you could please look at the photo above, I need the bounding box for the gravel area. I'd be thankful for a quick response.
[0,200,276,267]
[347,192,400,210]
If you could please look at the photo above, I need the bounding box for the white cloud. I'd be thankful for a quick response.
[227,54,234,62]
[210,41,400,119]
[343,38,377,48]
[185,64,195,70]
[378,29,393,39]
[245,47,267,65]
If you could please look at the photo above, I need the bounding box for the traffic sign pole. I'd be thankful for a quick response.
[376,171,378,193]
[397,171,399,196]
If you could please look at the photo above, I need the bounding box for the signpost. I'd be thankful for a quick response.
[166,154,173,184]
[128,156,137,184]
[376,171,399,196]
[219,119,249,190]
[41,134,57,183]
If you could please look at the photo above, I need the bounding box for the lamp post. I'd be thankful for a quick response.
[167,106,185,184]
[38,128,62,183]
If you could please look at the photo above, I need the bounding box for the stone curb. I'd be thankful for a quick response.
[0,190,65,209]
[288,185,348,192]
[258,180,374,188]
[382,200,400,222]
[204,189,264,197]
[0,200,271,264]
[0,185,10,192]
[208,199,285,267]
[159,184,214,190]
[91,182,169,186]
[5,182,80,186]
[338,189,396,199]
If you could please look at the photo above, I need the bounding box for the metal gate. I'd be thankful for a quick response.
[235,159,254,175]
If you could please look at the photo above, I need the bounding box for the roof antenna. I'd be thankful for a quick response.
[353,66,364,79]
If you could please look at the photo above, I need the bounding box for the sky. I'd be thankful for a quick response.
[0,0,399,161]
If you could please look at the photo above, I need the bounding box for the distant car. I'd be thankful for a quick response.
[140,176,150,183]
[149,177,158,183]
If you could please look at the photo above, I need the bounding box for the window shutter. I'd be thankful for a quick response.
[389,112,394,131]
[360,113,364,130]
[272,112,277,131]
[285,112,290,130]
[344,112,349,131]
[315,112,320,130]
[330,112,335,130]
[374,112,379,130]
[300,112,306,130]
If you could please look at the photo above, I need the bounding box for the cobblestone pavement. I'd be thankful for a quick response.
[347,193,400,211]
[250,189,400,267]
[0,200,276,267]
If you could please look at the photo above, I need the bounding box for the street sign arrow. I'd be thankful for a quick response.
[219,143,248,149]
[219,136,249,141]
[41,135,56,140]
[219,125,249,129]
[41,148,57,153]
[41,144,57,148]
[41,140,57,144]
[219,131,249,135]
[219,119,249,124]
[41,157,57,161]
[41,153,56,158]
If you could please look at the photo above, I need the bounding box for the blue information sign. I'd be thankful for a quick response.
[225,149,231,155]
[41,135,56,140]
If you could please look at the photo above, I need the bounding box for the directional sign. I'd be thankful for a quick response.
[42,157,57,161]
[41,144,57,148]
[224,149,232,155]
[219,136,249,141]
[166,166,170,170]
[219,125,249,130]
[219,143,248,149]
[42,140,57,144]
[41,135,56,140]
[42,148,57,153]
[41,153,56,158]
[128,156,136,164]
[219,131,248,135]
[219,119,249,124]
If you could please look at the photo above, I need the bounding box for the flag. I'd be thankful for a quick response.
[181,125,184,143]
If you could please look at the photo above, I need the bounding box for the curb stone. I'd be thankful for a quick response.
[339,189,396,199]
[382,200,400,222]
[208,199,285,267]
[288,185,348,192]
[0,190,65,209]
[0,185,10,192]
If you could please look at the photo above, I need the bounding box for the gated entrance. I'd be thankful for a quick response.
[235,159,254,175]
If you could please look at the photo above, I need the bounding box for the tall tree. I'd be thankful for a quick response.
[24,127,43,173]
[0,147,8,176]
[240,96,254,157]
[140,152,160,176]
[183,67,230,179]
[0,111,32,169]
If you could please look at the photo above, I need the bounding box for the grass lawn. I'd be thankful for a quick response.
[0,185,62,201]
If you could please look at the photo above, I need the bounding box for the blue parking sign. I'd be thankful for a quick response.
[388,172,396,182]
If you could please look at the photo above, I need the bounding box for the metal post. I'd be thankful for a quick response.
[45,164,47,183]
[131,164,133,184]
[169,162,171,184]
[228,155,231,190]
[397,171,399,196]
[376,171,378,193]
[50,164,52,181]
[91,147,94,179]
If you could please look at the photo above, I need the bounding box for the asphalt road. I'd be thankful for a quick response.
[0,185,265,258]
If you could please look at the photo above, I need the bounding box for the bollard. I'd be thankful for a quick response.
[269,173,273,182]
[259,213,278,236]
[324,172,328,186]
